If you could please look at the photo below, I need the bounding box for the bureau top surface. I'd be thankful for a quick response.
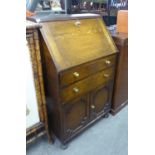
[40,17,118,72]
[27,13,100,23]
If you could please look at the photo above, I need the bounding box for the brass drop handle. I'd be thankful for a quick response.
[73,72,80,78]
[105,60,111,65]
[91,105,95,109]
[75,20,81,27]
[103,73,109,78]
[73,87,79,93]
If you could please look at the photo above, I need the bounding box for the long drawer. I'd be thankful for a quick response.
[59,54,116,87]
[60,67,115,103]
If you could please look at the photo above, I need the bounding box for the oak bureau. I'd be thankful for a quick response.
[28,13,118,148]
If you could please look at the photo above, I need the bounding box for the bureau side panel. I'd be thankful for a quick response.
[39,31,63,140]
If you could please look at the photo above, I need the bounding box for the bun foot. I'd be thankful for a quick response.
[103,113,109,118]
[60,143,68,150]
[51,135,56,144]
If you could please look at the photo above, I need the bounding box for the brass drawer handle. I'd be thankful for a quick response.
[75,20,81,27]
[104,73,109,78]
[73,72,80,78]
[73,87,79,93]
[91,105,95,109]
[105,60,111,65]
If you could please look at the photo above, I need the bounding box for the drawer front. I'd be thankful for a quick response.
[59,54,116,87]
[60,67,115,103]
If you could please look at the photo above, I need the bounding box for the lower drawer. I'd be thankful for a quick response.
[60,67,115,103]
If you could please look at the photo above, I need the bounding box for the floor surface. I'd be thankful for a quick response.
[27,106,128,155]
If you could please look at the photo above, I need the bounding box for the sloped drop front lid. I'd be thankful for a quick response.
[40,16,117,72]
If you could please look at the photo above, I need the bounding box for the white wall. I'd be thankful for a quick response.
[26,44,40,129]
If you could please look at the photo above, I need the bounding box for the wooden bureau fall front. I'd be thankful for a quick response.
[28,14,118,147]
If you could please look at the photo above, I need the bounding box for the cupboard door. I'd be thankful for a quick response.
[90,82,113,119]
[63,95,89,138]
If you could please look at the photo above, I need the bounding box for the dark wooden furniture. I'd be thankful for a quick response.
[110,31,128,115]
[28,14,118,148]
[26,21,51,144]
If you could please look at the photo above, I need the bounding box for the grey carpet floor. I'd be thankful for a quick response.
[27,106,128,155]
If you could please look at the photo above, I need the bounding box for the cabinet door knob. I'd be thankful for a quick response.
[105,60,111,65]
[73,87,79,93]
[91,105,95,109]
[104,73,109,78]
[73,72,80,78]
